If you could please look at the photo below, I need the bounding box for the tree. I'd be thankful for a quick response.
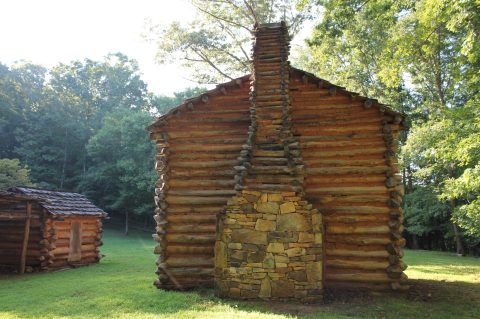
[152,86,207,115]
[14,54,152,191]
[0,158,34,191]
[0,62,46,158]
[147,0,315,83]
[302,0,480,252]
[401,106,480,253]
[78,108,157,234]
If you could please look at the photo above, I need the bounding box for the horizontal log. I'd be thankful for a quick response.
[326,235,392,245]
[308,186,388,195]
[327,225,390,235]
[165,256,213,268]
[166,245,214,255]
[326,259,389,270]
[166,267,214,276]
[168,179,235,188]
[167,190,236,197]
[165,233,216,244]
[306,166,389,175]
[326,272,403,283]
[167,214,217,224]
[167,224,216,233]
[165,196,229,205]
[326,249,389,258]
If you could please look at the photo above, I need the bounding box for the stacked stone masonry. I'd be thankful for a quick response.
[215,190,323,301]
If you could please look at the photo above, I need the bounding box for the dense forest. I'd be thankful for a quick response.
[0,53,205,230]
[1,0,479,253]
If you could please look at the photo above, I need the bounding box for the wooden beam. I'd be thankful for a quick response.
[19,201,32,274]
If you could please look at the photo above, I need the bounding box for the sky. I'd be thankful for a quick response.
[1,0,197,95]
[0,0,314,96]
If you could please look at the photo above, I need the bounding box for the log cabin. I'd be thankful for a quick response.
[147,22,407,300]
[0,187,107,273]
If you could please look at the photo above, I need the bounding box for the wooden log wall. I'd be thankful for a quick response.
[48,216,103,269]
[149,70,407,291]
[0,200,45,270]
[289,69,407,290]
[149,80,251,289]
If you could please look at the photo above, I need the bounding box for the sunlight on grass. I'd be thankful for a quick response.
[404,250,480,283]
[0,229,479,319]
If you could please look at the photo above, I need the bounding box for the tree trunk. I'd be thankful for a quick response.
[60,128,68,189]
[452,223,465,256]
[125,211,129,236]
[411,234,419,250]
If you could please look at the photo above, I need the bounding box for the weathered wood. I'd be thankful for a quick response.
[19,201,32,274]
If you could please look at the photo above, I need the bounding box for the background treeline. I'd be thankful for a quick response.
[1,0,479,253]
[0,53,204,231]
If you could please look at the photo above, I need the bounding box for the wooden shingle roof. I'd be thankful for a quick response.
[7,187,107,217]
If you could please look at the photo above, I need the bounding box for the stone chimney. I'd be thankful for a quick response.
[214,22,324,302]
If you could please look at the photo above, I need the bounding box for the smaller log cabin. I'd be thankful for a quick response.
[0,187,107,273]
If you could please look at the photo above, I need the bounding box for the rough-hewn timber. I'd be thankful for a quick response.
[148,23,407,292]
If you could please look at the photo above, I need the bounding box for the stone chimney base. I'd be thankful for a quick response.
[215,190,323,302]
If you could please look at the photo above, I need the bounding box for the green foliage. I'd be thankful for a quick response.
[0,158,33,191]
[304,0,480,248]
[13,54,153,190]
[153,87,207,115]
[403,186,450,236]
[0,62,46,158]
[147,0,315,83]
[79,109,156,217]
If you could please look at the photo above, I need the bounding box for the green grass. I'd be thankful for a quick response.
[0,229,479,319]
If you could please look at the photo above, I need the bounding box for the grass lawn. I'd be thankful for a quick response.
[0,229,479,319]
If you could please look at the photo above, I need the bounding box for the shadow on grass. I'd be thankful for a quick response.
[1,231,479,319]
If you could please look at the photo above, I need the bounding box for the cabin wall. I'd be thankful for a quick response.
[289,71,406,290]
[48,216,103,269]
[150,81,251,289]
[150,71,406,291]
[0,200,45,271]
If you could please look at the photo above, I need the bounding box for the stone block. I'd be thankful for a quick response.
[279,202,296,214]
[215,241,227,269]
[312,212,322,232]
[263,253,275,268]
[255,219,276,231]
[256,202,279,214]
[271,280,295,298]
[241,289,258,299]
[229,287,241,297]
[259,276,271,298]
[288,270,307,282]
[247,251,266,263]
[268,193,284,202]
[274,255,289,263]
[286,247,305,257]
[306,261,323,283]
[267,231,298,243]
[243,243,261,251]
[277,213,310,231]
[266,243,284,253]
[315,233,323,244]
[263,214,277,220]
[228,243,243,250]
[230,250,245,261]
[231,229,267,245]
[260,193,268,202]
[228,197,249,205]
[240,203,253,213]
[299,232,314,243]
[244,193,260,203]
